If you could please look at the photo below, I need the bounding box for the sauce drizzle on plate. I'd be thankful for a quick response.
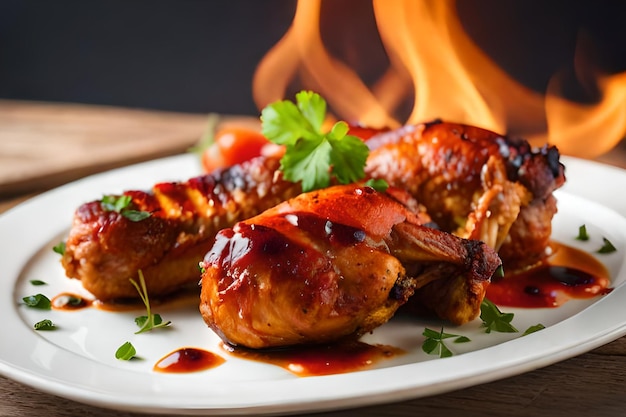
[487,241,611,308]
[222,341,404,377]
[154,347,225,373]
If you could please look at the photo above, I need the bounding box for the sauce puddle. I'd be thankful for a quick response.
[221,341,404,377]
[487,241,612,308]
[154,348,225,373]
[51,293,92,310]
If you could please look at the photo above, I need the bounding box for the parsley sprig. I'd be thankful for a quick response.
[576,224,590,241]
[422,327,470,358]
[52,241,66,255]
[101,195,151,222]
[129,270,171,334]
[575,224,616,254]
[480,298,518,333]
[34,319,56,331]
[22,294,51,310]
[261,91,370,192]
[421,299,545,358]
[597,238,617,254]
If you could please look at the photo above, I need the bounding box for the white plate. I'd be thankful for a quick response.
[1,155,625,415]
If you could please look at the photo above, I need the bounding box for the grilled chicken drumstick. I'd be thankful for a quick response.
[61,120,562,301]
[199,184,501,349]
[366,120,565,269]
[61,156,302,300]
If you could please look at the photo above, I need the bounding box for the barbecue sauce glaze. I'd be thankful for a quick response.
[52,241,611,375]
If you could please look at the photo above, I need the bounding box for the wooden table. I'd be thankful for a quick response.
[1,100,625,417]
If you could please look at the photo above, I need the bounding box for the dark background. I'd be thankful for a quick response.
[1,0,625,116]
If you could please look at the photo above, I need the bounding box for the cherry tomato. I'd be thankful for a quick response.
[347,124,389,140]
[201,127,270,172]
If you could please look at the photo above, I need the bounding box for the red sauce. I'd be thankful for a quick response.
[222,341,404,377]
[487,242,612,308]
[154,347,225,373]
[51,293,92,310]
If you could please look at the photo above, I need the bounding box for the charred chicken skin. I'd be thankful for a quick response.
[61,156,302,300]
[199,184,501,349]
[365,120,565,269]
[61,120,563,301]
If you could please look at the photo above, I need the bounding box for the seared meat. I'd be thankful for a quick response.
[61,120,563,302]
[365,120,565,269]
[61,156,301,300]
[199,184,501,349]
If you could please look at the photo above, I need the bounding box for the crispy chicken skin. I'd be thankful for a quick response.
[365,120,565,269]
[62,120,563,302]
[61,156,302,300]
[199,185,501,349]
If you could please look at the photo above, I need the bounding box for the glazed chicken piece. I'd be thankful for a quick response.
[199,184,501,349]
[61,156,302,300]
[365,120,565,270]
[61,120,562,301]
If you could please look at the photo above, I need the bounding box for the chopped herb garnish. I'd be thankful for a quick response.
[365,178,389,192]
[33,319,56,331]
[22,294,51,310]
[120,210,152,222]
[523,323,546,336]
[101,194,132,211]
[115,341,137,360]
[101,195,151,222]
[422,327,470,358]
[480,298,518,333]
[129,270,171,334]
[597,238,617,254]
[261,91,370,192]
[52,241,66,255]
[576,225,589,241]
[29,280,47,286]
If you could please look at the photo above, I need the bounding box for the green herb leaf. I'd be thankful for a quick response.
[576,224,589,241]
[29,280,47,286]
[101,194,132,212]
[261,91,370,192]
[523,323,546,336]
[121,210,152,222]
[129,270,171,334]
[365,178,389,192]
[597,237,617,254]
[480,298,518,333]
[52,241,66,255]
[22,294,51,310]
[101,195,151,222]
[494,264,505,278]
[33,319,56,331]
[115,341,137,360]
[421,327,470,358]
[134,315,148,328]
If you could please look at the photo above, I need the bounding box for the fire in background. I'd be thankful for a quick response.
[253,0,626,158]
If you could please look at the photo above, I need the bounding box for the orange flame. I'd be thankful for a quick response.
[252,0,626,158]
